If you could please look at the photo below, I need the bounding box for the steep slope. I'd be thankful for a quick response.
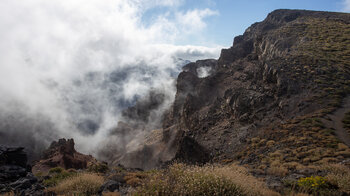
[162,9,350,171]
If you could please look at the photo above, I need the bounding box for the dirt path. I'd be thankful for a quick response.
[322,96,350,147]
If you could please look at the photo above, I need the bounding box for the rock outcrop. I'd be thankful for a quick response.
[0,146,44,195]
[161,9,350,166]
[32,138,96,173]
[0,146,27,168]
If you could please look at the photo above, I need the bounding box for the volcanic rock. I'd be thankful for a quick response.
[160,9,350,166]
[99,180,120,193]
[0,146,45,195]
[0,146,28,168]
[32,138,96,173]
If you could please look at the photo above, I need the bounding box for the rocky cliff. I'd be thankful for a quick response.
[161,9,350,169]
[102,9,350,172]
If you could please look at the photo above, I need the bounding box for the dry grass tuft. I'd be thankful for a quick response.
[102,192,121,196]
[322,164,350,194]
[288,193,310,196]
[0,191,15,196]
[124,172,147,187]
[134,163,279,196]
[48,172,104,196]
[267,166,289,177]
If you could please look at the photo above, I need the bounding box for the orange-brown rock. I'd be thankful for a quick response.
[32,138,95,173]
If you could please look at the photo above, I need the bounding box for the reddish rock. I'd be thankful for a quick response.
[32,138,96,173]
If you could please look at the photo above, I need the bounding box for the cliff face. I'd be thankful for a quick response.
[162,9,350,167]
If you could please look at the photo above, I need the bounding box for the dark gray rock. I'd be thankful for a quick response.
[25,173,38,183]
[266,176,284,192]
[99,180,120,193]
[0,146,45,196]
[0,165,27,182]
[19,183,46,196]
[0,146,27,168]
[108,174,126,184]
[10,178,32,190]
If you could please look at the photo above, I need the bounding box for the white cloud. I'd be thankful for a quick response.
[133,0,184,10]
[176,8,219,33]
[344,0,350,12]
[0,0,222,155]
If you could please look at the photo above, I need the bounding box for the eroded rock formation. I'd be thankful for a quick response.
[32,138,96,173]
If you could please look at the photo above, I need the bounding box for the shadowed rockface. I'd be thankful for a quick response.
[158,9,350,168]
[94,9,350,171]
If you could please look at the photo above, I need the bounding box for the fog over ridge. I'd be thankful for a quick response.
[0,0,222,160]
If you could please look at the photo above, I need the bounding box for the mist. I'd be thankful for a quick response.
[0,0,221,160]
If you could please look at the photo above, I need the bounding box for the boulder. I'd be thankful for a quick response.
[0,165,27,182]
[0,146,27,168]
[0,146,45,196]
[99,180,120,193]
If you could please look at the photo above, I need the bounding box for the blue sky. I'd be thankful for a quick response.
[143,0,350,46]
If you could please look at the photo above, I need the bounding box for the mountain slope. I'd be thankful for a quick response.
[162,9,350,171]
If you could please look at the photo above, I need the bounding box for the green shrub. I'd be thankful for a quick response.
[34,171,44,178]
[298,176,329,191]
[87,162,109,173]
[49,167,64,174]
[297,176,336,195]
[44,169,77,187]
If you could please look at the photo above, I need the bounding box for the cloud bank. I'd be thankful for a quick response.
[0,0,222,159]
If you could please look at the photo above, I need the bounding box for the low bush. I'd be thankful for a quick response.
[88,162,109,173]
[297,176,329,192]
[43,168,77,187]
[49,167,64,174]
[267,166,289,177]
[102,192,121,196]
[48,173,104,196]
[124,172,147,187]
[323,164,350,194]
[134,163,279,196]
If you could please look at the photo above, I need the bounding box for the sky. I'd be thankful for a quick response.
[0,0,349,158]
[142,0,350,46]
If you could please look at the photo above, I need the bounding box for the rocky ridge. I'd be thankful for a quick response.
[114,9,350,175]
[162,9,350,165]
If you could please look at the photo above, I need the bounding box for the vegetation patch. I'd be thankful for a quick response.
[87,162,109,173]
[124,172,148,187]
[43,167,77,187]
[297,176,331,194]
[47,173,104,196]
[134,163,278,196]
[239,114,345,176]
[323,164,350,194]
